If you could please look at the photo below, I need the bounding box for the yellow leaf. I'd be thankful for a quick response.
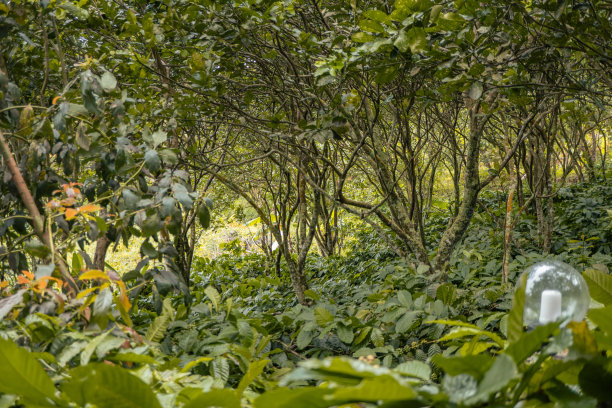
[78,203,102,213]
[79,269,109,281]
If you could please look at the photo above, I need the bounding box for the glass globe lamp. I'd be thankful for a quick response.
[522,260,590,328]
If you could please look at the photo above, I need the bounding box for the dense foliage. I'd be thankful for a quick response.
[0,0,611,406]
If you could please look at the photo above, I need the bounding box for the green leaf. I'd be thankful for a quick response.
[396,311,420,333]
[183,389,240,408]
[583,268,612,305]
[81,330,111,365]
[395,360,431,380]
[331,376,416,402]
[432,354,494,381]
[337,324,354,344]
[396,27,427,53]
[297,327,316,349]
[211,357,230,384]
[370,328,384,347]
[505,322,559,364]
[363,10,390,24]
[314,307,334,327]
[469,82,483,100]
[145,314,171,343]
[465,354,517,404]
[25,239,50,259]
[438,327,505,348]
[0,337,57,405]
[197,204,211,229]
[204,286,221,311]
[159,148,178,165]
[352,32,375,43]
[397,290,412,307]
[236,359,269,395]
[144,149,161,173]
[578,360,612,401]
[359,19,385,33]
[151,130,167,148]
[254,387,334,408]
[141,212,162,237]
[76,121,91,150]
[63,363,162,408]
[122,189,140,210]
[100,71,117,91]
[507,273,527,343]
[145,298,174,343]
[587,305,612,337]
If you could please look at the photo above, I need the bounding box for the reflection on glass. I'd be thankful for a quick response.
[522,260,590,328]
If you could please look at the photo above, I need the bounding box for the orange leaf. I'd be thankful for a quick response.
[117,280,132,311]
[78,203,102,213]
[22,270,34,280]
[35,279,49,291]
[52,96,61,105]
[65,208,78,220]
[17,276,30,285]
[0,281,8,288]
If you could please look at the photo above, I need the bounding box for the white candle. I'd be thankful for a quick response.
[539,289,562,324]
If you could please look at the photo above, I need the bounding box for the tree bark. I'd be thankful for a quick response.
[0,130,78,294]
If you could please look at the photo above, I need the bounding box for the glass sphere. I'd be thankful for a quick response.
[522,260,590,328]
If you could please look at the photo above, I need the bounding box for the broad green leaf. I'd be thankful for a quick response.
[145,298,174,343]
[254,387,334,408]
[507,273,527,343]
[151,130,167,148]
[0,337,57,405]
[63,363,162,408]
[236,359,269,395]
[432,354,494,380]
[314,307,334,326]
[100,71,117,91]
[505,322,559,364]
[395,360,431,380]
[181,356,213,373]
[465,354,517,403]
[25,239,50,258]
[395,27,427,53]
[438,327,505,347]
[583,268,612,305]
[81,330,111,365]
[331,376,416,402]
[587,305,612,337]
[183,389,240,408]
[396,311,420,333]
[397,290,412,307]
[363,10,390,24]
[370,328,384,347]
[145,314,171,343]
[352,32,375,43]
[107,352,158,366]
[144,149,161,173]
[578,360,612,402]
[211,357,230,384]
[359,19,385,33]
[337,323,354,344]
[204,286,221,311]
[469,82,483,100]
[197,204,211,229]
[297,327,316,349]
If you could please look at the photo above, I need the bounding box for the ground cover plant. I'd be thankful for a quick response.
[1,0,612,406]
